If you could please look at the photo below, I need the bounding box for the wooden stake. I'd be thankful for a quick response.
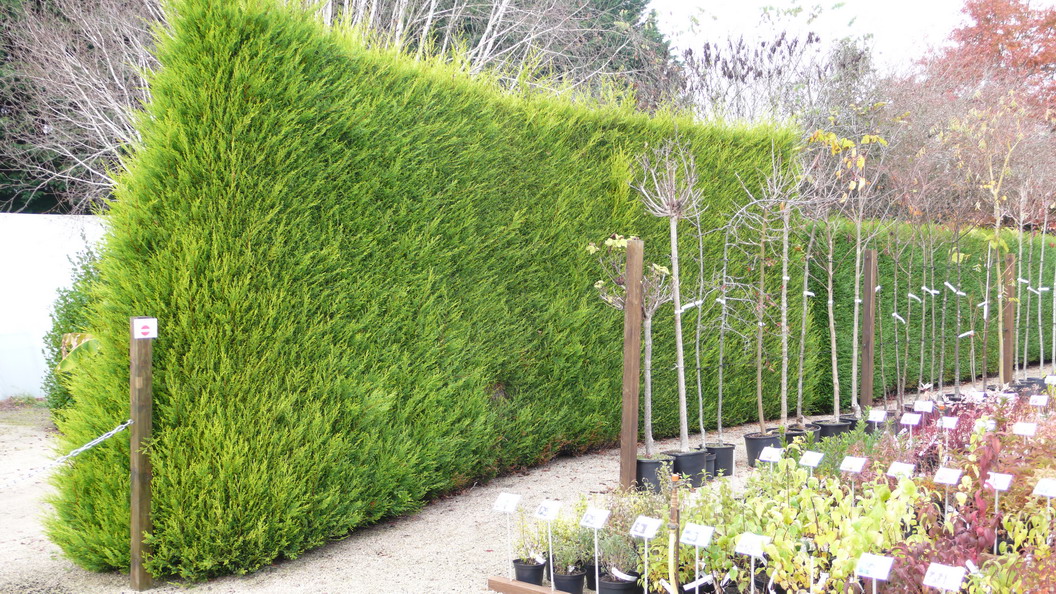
[862,249,878,408]
[1001,254,1015,386]
[620,239,644,489]
[130,317,154,591]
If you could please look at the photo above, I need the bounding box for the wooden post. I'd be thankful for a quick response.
[1001,254,1016,386]
[861,249,878,407]
[130,317,155,591]
[619,239,644,489]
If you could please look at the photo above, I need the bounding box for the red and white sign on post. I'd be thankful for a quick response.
[134,318,158,340]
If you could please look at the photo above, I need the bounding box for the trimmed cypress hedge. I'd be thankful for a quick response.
[48,0,810,578]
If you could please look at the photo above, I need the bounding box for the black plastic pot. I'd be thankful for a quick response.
[598,575,642,594]
[584,564,598,591]
[636,455,673,492]
[513,558,545,585]
[816,420,851,438]
[554,571,586,594]
[839,414,860,429]
[706,443,735,478]
[670,449,710,487]
[743,432,780,468]
[774,427,806,447]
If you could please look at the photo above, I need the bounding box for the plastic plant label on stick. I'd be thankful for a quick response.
[975,418,997,432]
[840,456,867,473]
[629,515,662,539]
[534,500,561,521]
[939,416,958,430]
[901,413,922,426]
[735,533,770,559]
[1033,479,1056,498]
[759,446,783,463]
[1013,422,1038,437]
[986,472,1013,492]
[914,401,935,413]
[922,563,967,590]
[887,462,915,479]
[1030,394,1049,407]
[681,523,715,548]
[855,553,894,581]
[799,451,824,468]
[868,410,887,423]
[934,468,963,486]
[493,493,520,514]
[1046,376,1056,386]
[580,507,610,530]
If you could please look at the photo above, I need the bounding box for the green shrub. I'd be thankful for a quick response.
[41,247,99,410]
[48,0,807,579]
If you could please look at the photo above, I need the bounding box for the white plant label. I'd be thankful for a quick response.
[1046,375,1056,386]
[922,563,967,590]
[887,462,915,479]
[868,410,888,423]
[493,493,520,514]
[1033,478,1056,499]
[683,575,714,589]
[855,553,894,581]
[799,451,824,468]
[934,467,963,486]
[580,507,610,530]
[968,390,987,402]
[1030,394,1049,407]
[1013,422,1038,437]
[914,401,935,413]
[759,446,784,463]
[999,392,1018,402]
[681,523,715,548]
[985,472,1013,492]
[611,567,637,582]
[840,456,867,473]
[975,418,997,432]
[659,579,677,594]
[939,416,959,430]
[735,532,770,559]
[630,515,663,539]
[533,500,561,521]
[134,317,158,339]
[901,413,922,426]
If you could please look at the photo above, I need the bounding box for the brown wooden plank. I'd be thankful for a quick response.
[861,249,877,407]
[487,576,555,594]
[130,317,154,591]
[620,239,644,489]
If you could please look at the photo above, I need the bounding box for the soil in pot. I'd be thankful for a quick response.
[636,455,673,493]
[670,449,710,487]
[598,571,642,594]
[816,419,851,438]
[554,570,586,594]
[743,432,780,468]
[706,443,735,478]
[513,558,545,585]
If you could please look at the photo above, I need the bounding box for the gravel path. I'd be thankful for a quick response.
[0,366,1040,593]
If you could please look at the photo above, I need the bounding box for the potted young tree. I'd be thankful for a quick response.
[513,512,548,585]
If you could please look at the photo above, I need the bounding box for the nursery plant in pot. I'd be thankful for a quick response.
[597,532,642,594]
[634,141,710,486]
[550,515,591,594]
[702,224,740,478]
[513,513,548,585]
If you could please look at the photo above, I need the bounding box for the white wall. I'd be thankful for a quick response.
[0,214,105,399]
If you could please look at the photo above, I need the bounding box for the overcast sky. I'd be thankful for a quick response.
[647,0,992,74]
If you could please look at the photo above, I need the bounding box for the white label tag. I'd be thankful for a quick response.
[855,553,894,580]
[840,456,867,473]
[934,467,963,486]
[975,418,997,431]
[914,400,935,413]
[630,515,663,539]
[759,446,783,463]
[799,451,824,468]
[986,472,1013,492]
[659,579,677,594]
[1013,422,1038,437]
[1046,375,1056,385]
[901,413,922,426]
[939,416,959,430]
[967,390,987,402]
[611,567,637,582]
[735,532,770,558]
[683,575,714,589]
[534,500,561,521]
[133,317,158,339]
[681,523,715,548]
[1030,394,1049,407]
[867,409,888,422]
[887,461,915,478]
[922,563,967,590]
[580,507,610,530]
[493,493,520,514]
[1033,478,1056,498]
[999,392,1018,402]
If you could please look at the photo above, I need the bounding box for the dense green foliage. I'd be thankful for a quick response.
[49,0,802,578]
[41,247,99,409]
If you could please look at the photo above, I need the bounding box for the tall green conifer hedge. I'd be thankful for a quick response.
[49,0,810,578]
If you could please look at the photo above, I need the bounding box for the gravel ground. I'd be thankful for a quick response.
[0,367,1037,594]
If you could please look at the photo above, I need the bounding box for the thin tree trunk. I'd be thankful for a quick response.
[1015,200,1025,378]
[796,224,816,425]
[1024,228,1035,373]
[981,244,994,388]
[756,216,769,435]
[850,221,863,415]
[953,230,963,396]
[1039,208,1049,371]
[938,247,951,394]
[780,205,791,427]
[827,227,841,420]
[643,315,655,456]
[694,214,708,448]
[669,217,690,451]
